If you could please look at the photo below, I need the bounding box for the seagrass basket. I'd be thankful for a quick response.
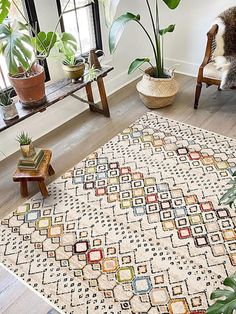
[137,68,179,109]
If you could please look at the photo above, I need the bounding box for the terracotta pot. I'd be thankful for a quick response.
[62,62,85,82]
[136,68,179,109]
[8,64,46,108]
[20,143,36,158]
[0,101,18,121]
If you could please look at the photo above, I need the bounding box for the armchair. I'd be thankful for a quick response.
[194,24,235,109]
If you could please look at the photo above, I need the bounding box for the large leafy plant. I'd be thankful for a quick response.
[0,0,75,76]
[99,0,181,78]
[207,273,236,314]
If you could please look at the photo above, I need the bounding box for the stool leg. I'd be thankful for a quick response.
[20,181,28,197]
[38,181,49,197]
[48,164,55,176]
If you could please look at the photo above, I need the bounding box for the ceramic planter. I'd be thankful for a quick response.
[20,143,36,158]
[9,64,46,108]
[137,68,179,109]
[0,101,18,121]
[62,62,85,82]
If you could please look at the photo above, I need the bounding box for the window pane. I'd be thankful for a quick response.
[76,6,96,54]
[59,0,75,12]
[63,5,96,54]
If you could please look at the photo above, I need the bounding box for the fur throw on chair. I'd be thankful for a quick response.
[213,6,236,89]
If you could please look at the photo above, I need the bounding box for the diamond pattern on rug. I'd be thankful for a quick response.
[1,112,236,314]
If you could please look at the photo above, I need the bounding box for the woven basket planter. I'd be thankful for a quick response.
[137,68,179,109]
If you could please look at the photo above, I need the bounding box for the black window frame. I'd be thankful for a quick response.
[56,0,103,55]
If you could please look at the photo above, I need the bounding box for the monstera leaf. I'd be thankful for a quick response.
[0,21,33,75]
[31,31,57,58]
[220,172,236,208]
[162,0,181,9]
[0,0,10,24]
[207,273,236,314]
[109,12,140,54]
[56,32,77,55]
[128,58,150,74]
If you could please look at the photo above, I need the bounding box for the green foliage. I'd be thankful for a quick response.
[0,21,33,75]
[159,24,176,36]
[84,65,101,82]
[220,172,236,208]
[128,58,151,74]
[109,12,140,54]
[0,88,12,106]
[55,32,78,65]
[31,31,57,59]
[98,0,120,27]
[103,0,181,77]
[162,0,181,9]
[0,0,10,24]
[207,273,236,314]
[16,131,32,146]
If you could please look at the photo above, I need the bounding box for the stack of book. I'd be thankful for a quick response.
[18,149,44,171]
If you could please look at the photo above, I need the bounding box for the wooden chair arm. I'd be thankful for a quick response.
[198,24,218,81]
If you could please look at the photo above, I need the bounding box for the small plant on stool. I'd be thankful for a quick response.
[16,131,36,158]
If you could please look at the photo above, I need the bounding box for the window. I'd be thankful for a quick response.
[0,0,50,90]
[57,0,102,55]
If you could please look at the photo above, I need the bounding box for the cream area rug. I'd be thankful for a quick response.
[1,112,236,314]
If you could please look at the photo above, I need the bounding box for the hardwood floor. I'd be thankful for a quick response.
[0,73,236,313]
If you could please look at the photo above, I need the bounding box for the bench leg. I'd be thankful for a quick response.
[85,83,95,112]
[38,181,49,197]
[97,76,110,117]
[48,164,55,176]
[20,181,28,197]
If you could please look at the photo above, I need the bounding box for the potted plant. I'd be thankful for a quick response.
[56,32,86,82]
[0,88,18,120]
[16,131,35,158]
[0,0,70,107]
[100,0,181,108]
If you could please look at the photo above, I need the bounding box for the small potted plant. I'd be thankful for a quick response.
[0,88,18,120]
[16,131,35,158]
[56,32,86,82]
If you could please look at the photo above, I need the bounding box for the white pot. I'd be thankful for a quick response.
[137,68,179,109]
[0,101,18,121]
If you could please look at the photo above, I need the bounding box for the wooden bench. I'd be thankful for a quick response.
[0,66,113,132]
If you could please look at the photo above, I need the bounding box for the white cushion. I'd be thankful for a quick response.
[203,62,222,80]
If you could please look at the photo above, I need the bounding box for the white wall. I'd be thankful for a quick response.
[160,0,236,76]
[0,0,235,160]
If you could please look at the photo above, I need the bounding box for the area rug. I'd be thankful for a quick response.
[1,112,236,314]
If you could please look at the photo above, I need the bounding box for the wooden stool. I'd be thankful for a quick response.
[13,149,55,198]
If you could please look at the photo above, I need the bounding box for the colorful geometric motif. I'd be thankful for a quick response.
[1,112,236,313]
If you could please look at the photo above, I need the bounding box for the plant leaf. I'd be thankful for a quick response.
[109,12,140,54]
[128,58,150,74]
[159,24,175,36]
[162,0,181,9]
[207,273,236,314]
[32,31,57,57]
[55,32,78,64]
[0,22,33,75]
[0,0,10,24]
[98,0,120,27]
